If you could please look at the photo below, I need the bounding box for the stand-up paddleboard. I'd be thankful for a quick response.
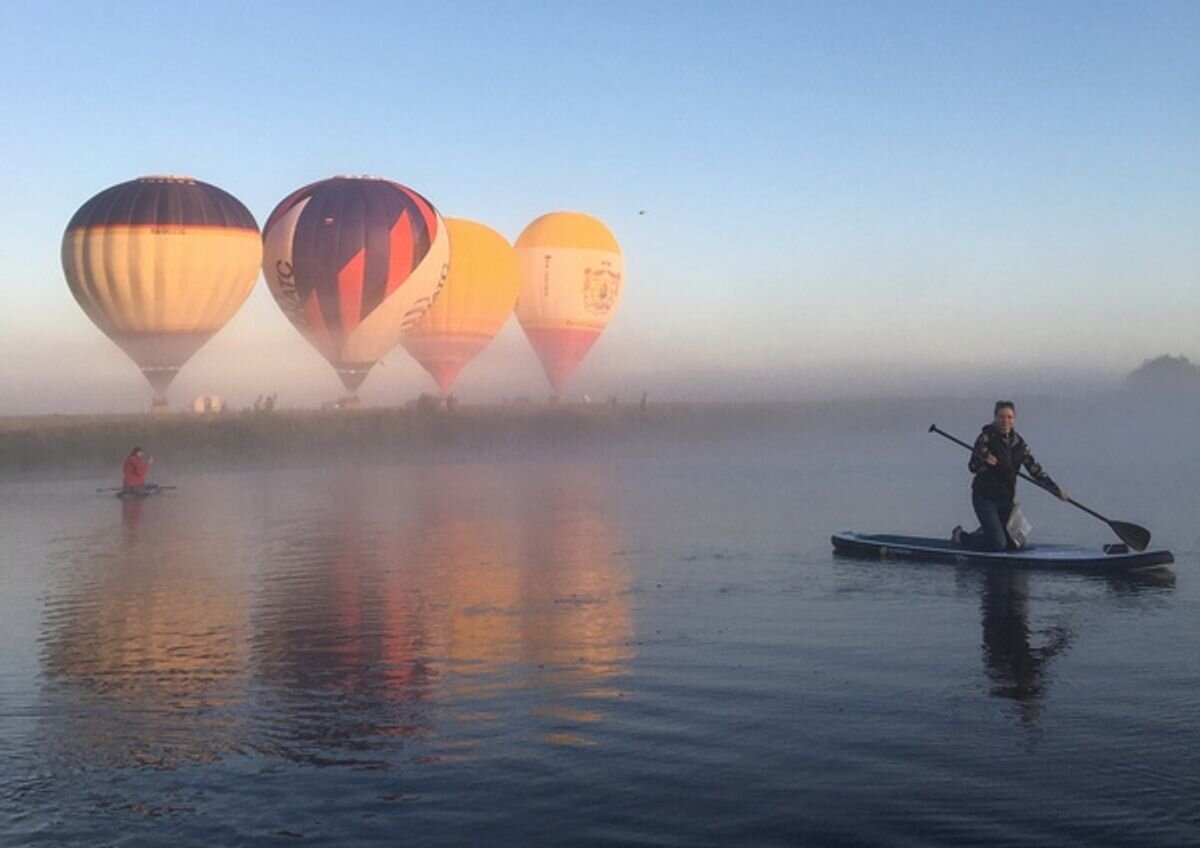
[97,484,173,499]
[832,531,1173,572]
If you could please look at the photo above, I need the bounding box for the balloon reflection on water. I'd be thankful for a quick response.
[40,493,254,768]
[246,463,634,763]
[40,464,635,770]
[425,463,635,749]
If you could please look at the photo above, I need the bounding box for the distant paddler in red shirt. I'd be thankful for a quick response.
[121,446,154,495]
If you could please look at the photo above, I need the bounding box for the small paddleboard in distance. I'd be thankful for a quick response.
[114,484,165,500]
[831,531,1173,572]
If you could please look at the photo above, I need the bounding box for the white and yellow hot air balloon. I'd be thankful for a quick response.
[61,176,262,409]
[401,218,520,395]
[514,212,624,396]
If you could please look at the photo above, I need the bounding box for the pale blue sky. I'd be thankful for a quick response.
[1,1,1197,410]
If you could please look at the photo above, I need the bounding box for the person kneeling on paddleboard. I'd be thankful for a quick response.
[121,446,154,494]
[953,401,1069,551]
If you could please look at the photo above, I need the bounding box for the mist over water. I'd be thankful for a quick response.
[1,397,1197,846]
[0,310,1175,415]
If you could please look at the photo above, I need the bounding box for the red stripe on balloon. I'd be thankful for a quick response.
[386,210,414,295]
[338,247,366,334]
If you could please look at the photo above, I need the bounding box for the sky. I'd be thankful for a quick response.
[1,1,1197,412]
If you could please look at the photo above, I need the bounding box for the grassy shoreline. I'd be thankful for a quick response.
[3,401,829,474]
[0,399,955,474]
[6,392,1182,475]
[0,405,625,473]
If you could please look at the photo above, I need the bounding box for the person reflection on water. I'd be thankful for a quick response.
[980,570,1074,725]
[952,401,1069,551]
[121,446,153,494]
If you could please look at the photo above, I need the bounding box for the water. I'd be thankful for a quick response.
[2,404,1198,846]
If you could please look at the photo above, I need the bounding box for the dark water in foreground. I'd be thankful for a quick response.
[1,407,1198,846]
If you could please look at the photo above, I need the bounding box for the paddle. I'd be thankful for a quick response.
[928,424,1151,551]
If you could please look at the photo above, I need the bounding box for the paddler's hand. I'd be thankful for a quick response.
[1057,487,1069,502]
[984,453,998,467]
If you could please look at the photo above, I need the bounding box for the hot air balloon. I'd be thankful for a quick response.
[514,212,624,397]
[61,176,262,410]
[401,218,519,395]
[262,177,449,399]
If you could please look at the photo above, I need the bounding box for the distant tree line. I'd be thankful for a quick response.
[1127,355,1200,392]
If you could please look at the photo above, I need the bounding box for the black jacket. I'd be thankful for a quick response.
[969,424,1059,504]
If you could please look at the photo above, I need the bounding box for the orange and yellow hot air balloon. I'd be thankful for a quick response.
[61,176,262,409]
[401,218,519,395]
[514,212,623,396]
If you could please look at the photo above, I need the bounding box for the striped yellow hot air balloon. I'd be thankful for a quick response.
[514,212,623,396]
[61,176,262,409]
[401,218,519,394]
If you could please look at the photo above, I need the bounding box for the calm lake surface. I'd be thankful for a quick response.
[2,402,1197,846]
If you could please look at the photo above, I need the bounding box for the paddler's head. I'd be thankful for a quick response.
[130,446,143,456]
[993,401,1015,435]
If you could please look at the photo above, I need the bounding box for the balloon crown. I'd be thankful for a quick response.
[139,175,197,185]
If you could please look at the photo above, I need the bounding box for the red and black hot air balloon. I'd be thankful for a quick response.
[262,176,450,398]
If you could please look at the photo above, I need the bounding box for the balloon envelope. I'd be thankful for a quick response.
[262,177,449,393]
[61,176,262,404]
[514,212,623,395]
[402,218,519,394]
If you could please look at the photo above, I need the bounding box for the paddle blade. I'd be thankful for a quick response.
[1110,520,1151,552]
